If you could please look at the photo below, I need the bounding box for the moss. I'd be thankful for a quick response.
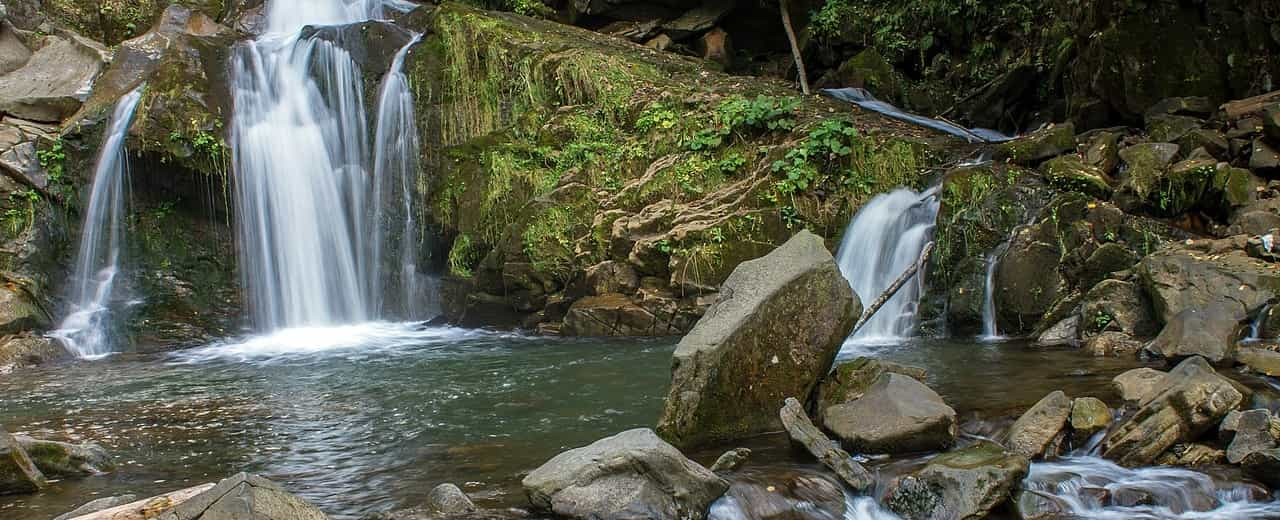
[448,233,479,277]
[44,0,227,45]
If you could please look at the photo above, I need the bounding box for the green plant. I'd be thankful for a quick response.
[636,103,679,133]
[717,152,746,174]
[448,234,479,277]
[688,95,799,152]
[1092,310,1114,331]
[780,205,802,229]
[36,139,67,183]
[772,119,858,195]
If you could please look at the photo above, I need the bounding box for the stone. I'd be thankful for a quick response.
[824,373,957,454]
[522,429,727,520]
[1243,448,1280,487]
[1007,391,1072,459]
[1145,114,1203,143]
[156,473,326,520]
[561,294,665,336]
[997,123,1075,165]
[708,448,750,473]
[0,334,66,373]
[0,21,30,76]
[1082,130,1122,173]
[1264,104,1280,144]
[1145,97,1215,119]
[53,495,138,520]
[1077,243,1139,290]
[1102,357,1244,466]
[428,483,475,515]
[1154,443,1225,466]
[0,33,107,122]
[994,236,1065,330]
[1248,232,1280,262]
[1225,409,1277,464]
[1042,155,1113,197]
[696,27,732,69]
[0,427,44,495]
[714,470,845,520]
[778,397,872,491]
[1177,130,1230,160]
[1069,397,1111,444]
[1212,165,1256,211]
[1253,139,1280,172]
[660,0,733,41]
[886,442,1029,520]
[1116,142,1179,209]
[15,436,113,477]
[1082,331,1145,357]
[644,34,672,52]
[1238,347,1280,377]
[657,231,858,447]
[814,356,927,420]
[1143,301,1244,365]
[1078,279,1158,339]
[0,282,49,334]
[1136,245,1280,326]
[584,261,639,296]
[1036,315,1078,346]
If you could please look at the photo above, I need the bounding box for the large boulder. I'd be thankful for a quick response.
[157,473,326,519]
[1112,367,1167,405]
[813,356,926,421]
[14,436,112,477]
[778,397,872,491]
[1142,301,1244,365]
[1243,448,1280,487]
[0,334,67,373]
[1077,279,1158,340]
[823,373,957,454]
[886,442,1029,520]
[1137,244,1280,326]
[657,231,859,447]
[0,30,108,122]
[561,293,672,336]
[0,283,50,334]
[428,483,476,515]
[1069,397,1112,444]
[0,427,44,495]
[1006,391,1072,459]
[1101,357,1244,466]
[54,495,139,520]
[523,428,728,520]
[1224,409,1277,464]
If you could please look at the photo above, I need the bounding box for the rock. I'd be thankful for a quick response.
[1211,165,1257,212]
[1177,130,1230,160]
[1036,315,1078,346]
[708,448,750,473]
[584,260,639,296]
[598,19,661,43]
[1247,233,1280,262]
[997,123,1075,165]
[0,32,107,122]
[0,283,50,334]
[696,27,732,69]
[1102,357,1244,466]
[1145,114,1203,143]
[886,442,1029,520]
[713,469,846,520]
[428,483,476,515]
[15,436,113,477]
[1077,243,1139,293]
[1238,347,1280,377]
[814,356,927,420]
[1042,154,1113,197]
[1116,142,1179,210]
[1112,367,1168,405]
[1243,448,1280,487]
[1137,244,1280,326]
[1252,139,1280,172]
[158,473,326,519]
[1078,279,1158,339]
[1143,301,1244,365]
[1082,130,1122,173]
[1225,409,1277,464]
[824,373,956,454]
[0,334,67,373]
[661,0,733,40]
[657,231,858,447]
[0,21,30,76]
[1145,97,1216,119]
[1007,391,1072,459]
[1265,104,1280,144]
[994,234,1065,330]
[1083,331,1145,357]
[1154,443,1225,466]
[0,427,44,495]
[523,428,727,520]
[644,34,672,52]
[778,397,872,491]
[561,294,669,336]
[1069,397,1111,444]
[53,495,138,520]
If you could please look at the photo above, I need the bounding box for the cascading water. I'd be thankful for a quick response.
[230,0,419,331]
[50,88,145,359]
[836,187,940,343]
[978,243,1008,341]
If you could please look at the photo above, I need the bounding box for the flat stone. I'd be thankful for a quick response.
[1007,391,1072,459]
[824,373,956,454]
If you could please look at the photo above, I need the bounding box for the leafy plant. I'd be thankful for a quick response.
[771,119,858,195]
[36,139,67,183]
[687,95,799,151]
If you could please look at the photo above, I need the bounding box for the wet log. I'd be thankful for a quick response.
[67,483,214,520]
[852,241,934,334]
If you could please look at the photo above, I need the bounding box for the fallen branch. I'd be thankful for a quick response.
[68,482,214,520]
[852,241,934,334]
[1222,90,1280,119]
[778,0,810,95]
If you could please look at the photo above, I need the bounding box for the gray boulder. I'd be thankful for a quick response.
[708,448,750,473]
[0,427,44,495]
[1078,279,1158,340]
[1237,347,1280,377]
[522,428,728,520]
[814,356,927,421]
[778,397,872,491]
[1112,367,1167,405]
[1224,409,1278,464]
[1102,357,1244,466]
[428,483,476,515]
[887,442,1029,520]
[15,435,113,477]
[0,31,108,122]
[824,373,957,454]
[156,473,327,520]
[1143,301,1244,365]
[1069,397,1112,444]
[712,469,846,520]
[657,230,858,447]
[1007,391,1072,459]
[1137,245,1280,326]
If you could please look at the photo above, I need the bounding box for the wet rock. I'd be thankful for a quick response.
[1008,391,1072,459]
[1112,367,1168,405]
[584,260,639,296]
[814,356,927,420]
[1143,301,1244,365]
[0,427,44,495]
[0,334,66,373]
[778,397,872,491]
[1153,443,1225,466]
[0,282,49,334]
[1081,130,1122,173]
[1136,244,1280,326]
[887,441,1029,520]
[1238,347,1280,377]
[657,231,858,447]
[1036,315,1078,347]
[712,469,846,520]
[561,294,665,336]
[1102,357,1244,466]
[1145,97,1216,119]
[1042,155,1113,197]
[161,473,326,519]
[708,448,750,473]
[1078,279,1158,339]
[1225,409,1277,464]
[14,436,112,477]
[0,30,108,122]
[523,428,727,520]
[997,123,1075,165]
[1243,448,1280,487]
[824,373,956,454]
[1252,139,1280,172]
[1070,397,1112,444]
[53,495,138,520]
[429,483,476,515]
[1247,233,1280,263]
[1145,114,1203,143]
[994,233,1065,331]
[1083,331,1145,357]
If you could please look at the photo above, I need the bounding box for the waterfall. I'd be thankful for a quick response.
[979,243,1008,341]
[50,88,145,359]
[836,187,940,343]
[230,0,418,331]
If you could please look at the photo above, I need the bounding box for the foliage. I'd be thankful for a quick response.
[448,233,480,277]
[36,140,66,183]
[771,119,857,195]
[688,95,799,151]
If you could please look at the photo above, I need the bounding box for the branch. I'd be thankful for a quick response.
[852,241,934,334]
[778,0,810,95]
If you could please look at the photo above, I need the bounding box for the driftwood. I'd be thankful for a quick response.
[852,241,934,334]
[1222,90,1280,119]
[68,483,214,520]
[778,0,810,95]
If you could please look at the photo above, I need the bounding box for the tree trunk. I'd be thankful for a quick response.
[778,0,810,95]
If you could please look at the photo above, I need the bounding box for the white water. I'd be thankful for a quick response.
[230,0,421,332]
[978,244,1007,341]
[50,88,145,359]
[836,187,940,345]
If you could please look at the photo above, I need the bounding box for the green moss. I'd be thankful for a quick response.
[448,233,479,277]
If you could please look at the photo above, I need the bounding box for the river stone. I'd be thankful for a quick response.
[657,230,858,447]
[1237,347,1280,377]
[779,397,872,491]
[814,356,927,421]
[0,283,50,334]
[996,123,1074,165]
[1136,245,1280,325]
[886,441,1029,520]
[1078,279,1158,339]
[1225,409,1277,464]
[1116,142,1180,205]
[712,469,846,520]
[824,373,956,454]
[1070,397,1111,444]
[428,483,476,515]
[1154,443,1226,466]
[1112,368,1167,405]
[1101,356,1244,466]
[584,260,639,296]
[156,473,325,520]
[0,334,66,373]
[1244,448,1280,487]
[1037,315,1079,346]
[0,32,107,122]
[54,494,138,520]
[1007,391,1072,459]
[1042,154,1114,197]
[523,428,727,520]
[1143,301,1244,365]
[0,427,44,495]
[708,448,750,473]
[15,436,113,477]
[561,293,663,336]
[0,21,29,76]
[1083,331,1145,357]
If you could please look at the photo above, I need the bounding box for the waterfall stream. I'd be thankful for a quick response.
[978,243,1008,341]
[50,88,145,359]
[836,187,940,344]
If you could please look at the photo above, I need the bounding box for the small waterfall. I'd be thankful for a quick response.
[836,187,940,343]
[50,88,145,358]
[979,244,1007,341]
[230,0,418,331]
[1246,303,1272,342]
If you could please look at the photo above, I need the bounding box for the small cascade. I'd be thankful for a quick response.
[979,243,1008,341]
[836,187,940,343]
[1246,303,1272,342]
[50,88,145,359]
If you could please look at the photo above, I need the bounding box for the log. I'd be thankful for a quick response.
[67,483,214,520]
[852,241,934,334]
[1222,90,1280,119]
[778,0,810,95]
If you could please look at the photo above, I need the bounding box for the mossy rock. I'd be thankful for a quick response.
[1042,154,1113,198]
[996,123,1075,165]
[41,0,228,46]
